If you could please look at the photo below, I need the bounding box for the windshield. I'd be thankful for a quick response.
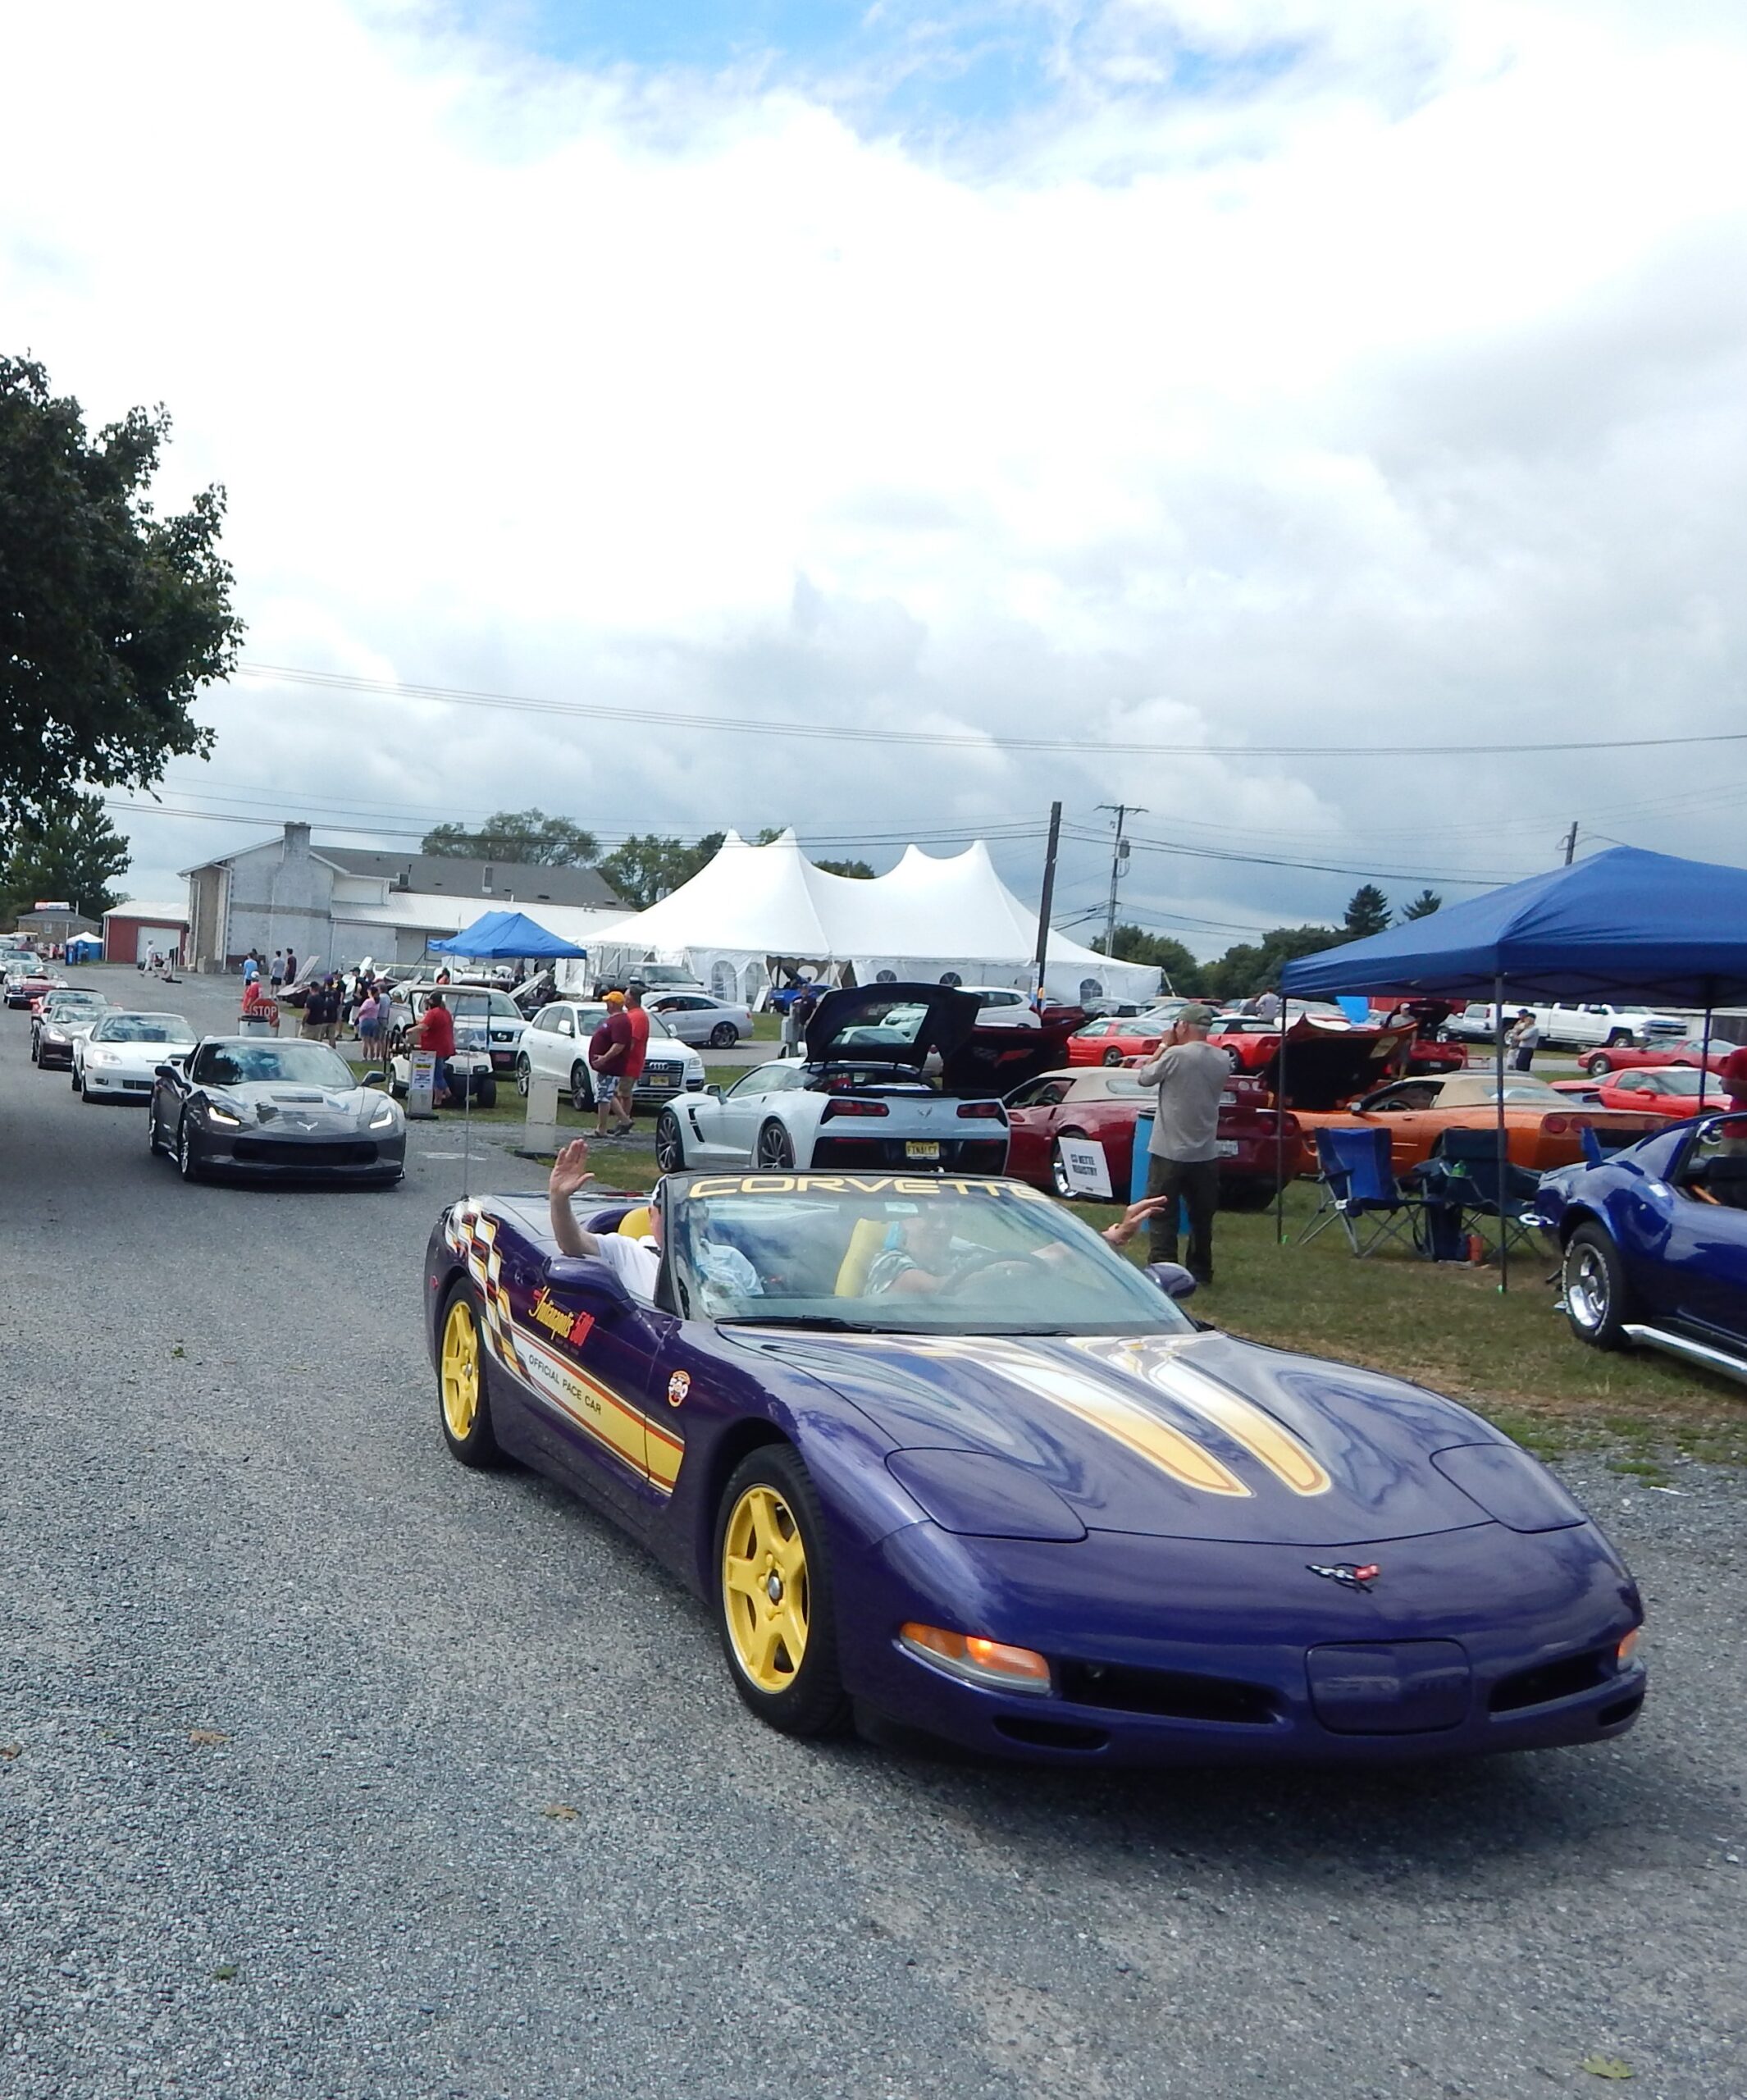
[94,1014,194,1043]
[1654,1069,1717,1095]
[191,1042,354,1088]
[48,993,106,1011]
[667,1176,1192,1336]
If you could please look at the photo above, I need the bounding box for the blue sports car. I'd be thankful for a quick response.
[425,1171,1645,1764]
[1535,1110,1747,1384]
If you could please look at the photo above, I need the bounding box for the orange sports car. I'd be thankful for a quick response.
[1298,1073,1665,1176]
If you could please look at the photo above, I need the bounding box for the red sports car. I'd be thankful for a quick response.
[1578,1035,1731,1079]
[1200,1011,1416,1110]
[1065,1015,1171,1066]
[1003,1066,1309,1205]
[1580,1066,1732,1120]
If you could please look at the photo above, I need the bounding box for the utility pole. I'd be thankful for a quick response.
[1097,803,1144,961]
[1562,822,1578,866]
[1033,801,1062,1002]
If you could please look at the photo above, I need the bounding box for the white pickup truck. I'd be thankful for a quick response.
[1444,1002,1687,1050]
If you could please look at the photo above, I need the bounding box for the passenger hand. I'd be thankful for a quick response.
[550,1137,595,1201]
[1102,1195,1174,1249]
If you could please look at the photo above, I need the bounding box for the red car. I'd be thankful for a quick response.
[1201,1011,1416,1110]
[1367,998,1466,1077]
[1578,1034,1731,1079]
[1003,1066,1309,1205]
[1066,1015,1173,1067]
[1579,1066,1731,1120]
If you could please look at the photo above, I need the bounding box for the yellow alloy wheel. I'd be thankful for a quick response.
[440,1298,481,1442]
[721,1484,810,1692]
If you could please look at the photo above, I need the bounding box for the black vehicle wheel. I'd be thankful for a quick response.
[569,1062,594,1113]
[1562,1224,1634,1351]
[655,1108,686,1171]
[70,1066,81,1089]
[1050,1130,1089,1199]
[709,1021,738,1048]
[472,1076,497,1110]
[80,1075,98,1103]
[148,1096,165,1155]
[176,1117,204,1183]
[1584,1052,1612,1076]
[28,1036,38,1065]
[437,1281,503,1468]
[1102,1046,1125,1066]
[515,1055,531,1098]
[756,1121,796,1171]
[714,1445,850,1738]
[1605,1029,1631,1048]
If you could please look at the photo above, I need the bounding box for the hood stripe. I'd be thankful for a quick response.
[1133,1356,1331,1497]
[1001,1358,1250,1496]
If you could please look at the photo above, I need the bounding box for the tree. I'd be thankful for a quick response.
[2,792,130,921]
[0,355,242,849]
[814,857,875,879]
[1401,888,1443,920]
[598,832,725,910]
[1343,884,1391,939]
[1091,924,1206,995]
[422,809,600,866]
[1202,925,1343,1004]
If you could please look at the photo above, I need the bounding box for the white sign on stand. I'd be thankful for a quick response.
[1058,1138,1113,1200]
[524,1071,561,1156]
[407,1049,438,1119]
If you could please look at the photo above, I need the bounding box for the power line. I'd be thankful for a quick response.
[1058,820,1517,888]
[233,661,1747,762]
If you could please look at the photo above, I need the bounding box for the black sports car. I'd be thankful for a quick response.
[148,1037,406,1185]
[31,989,109,1068]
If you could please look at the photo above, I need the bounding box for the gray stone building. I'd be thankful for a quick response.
[183,823,623,973]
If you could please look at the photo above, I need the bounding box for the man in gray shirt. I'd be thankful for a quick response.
[1134,1002,1229,1284]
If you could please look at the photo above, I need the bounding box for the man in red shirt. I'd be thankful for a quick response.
[591,990,633,1137]
[619,985,651,1132]
[415,992,457,1107]
[1720,1042,1747,1115]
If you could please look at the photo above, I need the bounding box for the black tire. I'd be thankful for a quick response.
[28,1035,38,1065]
[709,1021,739,1048]
[515,1055,531,1098]
[176,1117,204,1183]
[436,1280,503,1468]
[148,1095,166,1155]
[473,1076,497,1110]
[71,1065,81,1089]
[570,1062,594,1113]
[1583,1052,1612,1076]
[714,1445,849,1737]
[1562,1224,1634,1351]
[756,1121,796,1170]
[1051,1130,1089,1199]
[1102,1046,1124,1067]
[655,1108,686,1171]
[80,1075,98,1103]
[1605,1029,1631,1048]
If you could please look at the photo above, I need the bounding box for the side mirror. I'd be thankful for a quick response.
[360,1069,386,1088]
[154,1060,184,1081]
[705,1084,723,1098]
[541,1254,635,1314]
[1144,1262,1197,1303]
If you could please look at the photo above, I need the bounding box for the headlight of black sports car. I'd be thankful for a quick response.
[203,1102,244,1129]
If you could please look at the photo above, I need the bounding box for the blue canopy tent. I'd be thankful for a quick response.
[1277,847,1747,1283]
[426,910,588,961]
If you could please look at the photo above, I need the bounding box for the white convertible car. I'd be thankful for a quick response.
[75,1011,197,1102]
[651,984,1012,1175]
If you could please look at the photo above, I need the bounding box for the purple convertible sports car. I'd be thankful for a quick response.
[426,1171,1645,1764]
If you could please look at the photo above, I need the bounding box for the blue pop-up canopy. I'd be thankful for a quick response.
[427,910,588,961]
[1280,847,1747,1005]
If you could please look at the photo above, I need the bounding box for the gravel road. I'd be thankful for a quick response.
[2,970,1744,2098]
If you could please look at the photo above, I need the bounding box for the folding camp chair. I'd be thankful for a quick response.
[1431,1129,1542,1258]
[1300,1127,1422,1256]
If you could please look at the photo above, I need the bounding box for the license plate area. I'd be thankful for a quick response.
[905,1140,941,1162]
[1216,1139,1240,1157]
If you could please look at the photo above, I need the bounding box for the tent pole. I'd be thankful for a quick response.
[1699,982,1714,1109]
[1494,974,1508,1293]
[1275,996,1289,1245]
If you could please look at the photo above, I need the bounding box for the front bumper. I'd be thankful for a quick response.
[82,1068,158,1098]
[836,1519,1645,1766]
[194,1125,407,1180]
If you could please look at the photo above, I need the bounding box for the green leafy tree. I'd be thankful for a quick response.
[1203,924,1342,1005]
[1090,924,1206,995]
[598,832,725,910]
[421,808,600,866]
[1401,888,1443,920]
[2,792,130,921]
[814,857,875,879]
[0,355,242,849]
[1343,884,1391,939]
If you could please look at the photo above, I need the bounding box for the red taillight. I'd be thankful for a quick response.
[820,1098,889,1121]
[1546,1115,1571,1135]
[956,1100,1006,1120]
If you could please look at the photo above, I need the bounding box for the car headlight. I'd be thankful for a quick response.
[369,1102,398,1129]
[44,1028,68,1045]
[1431,1444,1585,1532]
[86,1048,119,1067]
[203,1103,244,1128]
[886,1449,1087,1541]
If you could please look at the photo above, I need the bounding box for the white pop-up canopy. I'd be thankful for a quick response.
[582,830,1162,1007]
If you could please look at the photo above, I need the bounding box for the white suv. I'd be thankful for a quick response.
[518,1000,705,1112]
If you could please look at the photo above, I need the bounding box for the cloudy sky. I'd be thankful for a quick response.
[6,0,1746,952]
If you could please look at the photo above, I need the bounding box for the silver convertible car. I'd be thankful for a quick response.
[652,984,1012,1175]
[148,1037,407,1185]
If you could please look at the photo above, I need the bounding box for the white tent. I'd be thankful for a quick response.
[581,830,1162,1007]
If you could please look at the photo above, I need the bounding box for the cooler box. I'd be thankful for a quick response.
[1130,1115,1153,1201]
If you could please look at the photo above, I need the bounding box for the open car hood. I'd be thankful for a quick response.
[942,1007,1090,1098]
[804,983,983,1069]
[1252,1017,1413,1112]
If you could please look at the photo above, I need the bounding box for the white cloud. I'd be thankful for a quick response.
[4,0,1746,948]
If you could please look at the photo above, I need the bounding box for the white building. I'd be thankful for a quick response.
[182,822,624,973]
